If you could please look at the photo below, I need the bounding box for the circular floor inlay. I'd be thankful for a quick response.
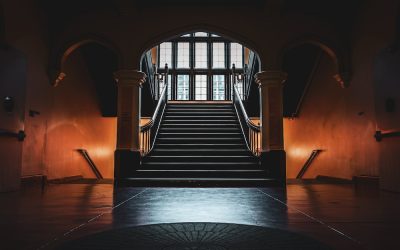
[58,223,331,250]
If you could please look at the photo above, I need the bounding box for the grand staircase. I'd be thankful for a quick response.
[128,102,272,186]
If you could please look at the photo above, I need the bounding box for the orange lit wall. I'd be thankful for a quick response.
[284,52,379,179]
[44,51,117,179]
[284,0,398,182]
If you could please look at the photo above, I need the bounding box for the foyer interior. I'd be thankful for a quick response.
[1,0,400,249]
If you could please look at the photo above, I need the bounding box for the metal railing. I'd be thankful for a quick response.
[232,77,261,157]
[76,149,103,179]
[140,75,168,156]
[374,130,400,142]
[296,149,323,179]
[0,129,26,141]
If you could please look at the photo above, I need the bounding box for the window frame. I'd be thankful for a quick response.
[158,33,244,101]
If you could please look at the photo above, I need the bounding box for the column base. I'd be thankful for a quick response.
[114,149,141,184]
[260,150,286,186]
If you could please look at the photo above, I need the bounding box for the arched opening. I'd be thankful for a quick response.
[112,29,287,185]
[49,37,122,87]
[45,42,119,180]
[279,37,350,88]
[282,42,352,179]
[139,30,261,118]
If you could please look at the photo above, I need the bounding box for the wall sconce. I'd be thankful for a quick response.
[3,96,14,113]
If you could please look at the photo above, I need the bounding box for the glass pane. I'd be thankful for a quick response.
[194,32,208,37]
[230,43,243,68]
[159,75,172,100]
[213,75,225,100]
[195,43,208,69]
[177,42,190,68]
[195,75,207,100]
[177,75,190,100]
[159,42,172,68]
[212,43,225,68]
[211,34,220,37]
[181,33,191,37]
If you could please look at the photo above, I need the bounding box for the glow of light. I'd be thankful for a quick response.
[288,147,309,158]
[91,147,113,158]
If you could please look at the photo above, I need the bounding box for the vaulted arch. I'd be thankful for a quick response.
[137,24,262,69]
[48,34,123,86]
[278,35,351,88]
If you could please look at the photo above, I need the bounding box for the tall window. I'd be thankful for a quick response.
[212,43,225,69]
[195,43,208,69]
[177,42,190,68]
[213,75,225,100]
[230,43,243,68]
[195,75,207,100]
[159,42,172,68]
[177,75,190,100]
[157,32,248,101]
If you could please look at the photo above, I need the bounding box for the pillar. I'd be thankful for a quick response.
[255,70,287,184]
[114,69,146,181]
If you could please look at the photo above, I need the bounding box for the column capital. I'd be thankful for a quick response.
[114,70,147,87]
[255,71,287,87]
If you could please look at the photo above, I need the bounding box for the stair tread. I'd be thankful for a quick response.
[137,169,263,172]
[143,162,259,165]
[159,133,242,135]
[153,149,248,151]
[134,103,261,180]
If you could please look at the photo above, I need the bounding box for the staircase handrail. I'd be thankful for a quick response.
[232,81,261,157]
[140,78,168,156]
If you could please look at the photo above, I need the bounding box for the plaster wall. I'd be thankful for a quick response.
[44,51,116,180]
[284,53,379,180]
[0,47,26,192]
[284,0,399,186]
[2,0,53,179]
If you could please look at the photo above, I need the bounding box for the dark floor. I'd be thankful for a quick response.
[0,183,399,250]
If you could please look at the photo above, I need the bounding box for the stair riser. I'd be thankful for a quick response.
[165,111,235,115]
[163,120,238,124]
[143,157,258,163]
[163,116,237,120]
[137,103,263,181]
[156,139,245,145]
[134,171,267,178]
[155,144,246,149]
[140,164,260,170]
[159,128,242,133]
[161,124,240,129]
[158,133,243,138]
[167,105,232,108]
[150,151,251,156]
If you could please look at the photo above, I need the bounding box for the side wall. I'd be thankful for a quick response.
[284,53,379,179]
[284,0,399,185]
[45,51,116,179]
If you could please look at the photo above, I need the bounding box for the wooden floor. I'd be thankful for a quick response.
[0,183,399,249]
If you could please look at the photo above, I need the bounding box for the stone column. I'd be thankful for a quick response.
[255,70,287,184]
[114,70,146,181]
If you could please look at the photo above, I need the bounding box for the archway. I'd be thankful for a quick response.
[45,42,119,180]
[139,30,261,105]
[48,36,122,87]
[279,36,351,88]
